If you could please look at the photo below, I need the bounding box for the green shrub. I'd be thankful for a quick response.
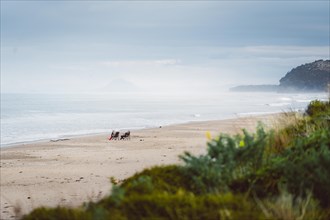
[121,165,191,194]
[85,165,266,220]
[306,100,330,117]
[179,124,273,194]
[22,207,92,220]
[93,165,193,212]
[274,129,330,208]
[118,192,264,220]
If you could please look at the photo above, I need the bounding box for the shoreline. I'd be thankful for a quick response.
[0,111,284,149]
[0,113,285,219]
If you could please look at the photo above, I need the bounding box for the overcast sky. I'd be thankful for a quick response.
[1,1,329,94]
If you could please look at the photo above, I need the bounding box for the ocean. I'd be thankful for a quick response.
[1,92,328,147]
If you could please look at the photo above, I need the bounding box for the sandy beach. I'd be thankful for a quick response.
[1,114,283,219]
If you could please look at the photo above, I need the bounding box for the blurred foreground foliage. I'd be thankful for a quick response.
[23,100,330,220]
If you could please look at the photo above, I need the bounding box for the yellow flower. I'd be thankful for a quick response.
[239,140,245,147]
[206,131,212,140]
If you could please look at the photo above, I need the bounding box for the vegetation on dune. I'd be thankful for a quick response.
[22,100,330,220]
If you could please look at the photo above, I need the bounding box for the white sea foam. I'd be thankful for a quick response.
[279,97,292,101]
[268,102,291,107]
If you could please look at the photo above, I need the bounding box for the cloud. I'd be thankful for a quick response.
[100,59,181,67]
[50,64,88,71]
[241,46,329,58]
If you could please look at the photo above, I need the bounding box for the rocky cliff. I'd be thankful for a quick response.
[279,60,330,92]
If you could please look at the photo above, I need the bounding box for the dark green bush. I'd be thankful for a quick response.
[275,129,330,208]
[118,192,264,220]
[306,100,330,117]
[22,207,92,220]
[179,124,273,194]
[121,165,191,194]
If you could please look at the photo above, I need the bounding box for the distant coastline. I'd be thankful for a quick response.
[230,60,330,93]
[229,84,328,93]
